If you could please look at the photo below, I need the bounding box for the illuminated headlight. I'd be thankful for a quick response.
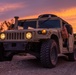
[0,33,6,39]
[26,32,32,39]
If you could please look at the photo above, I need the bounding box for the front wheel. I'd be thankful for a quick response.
[0,43,13,61]
[40,39,58,68]
[4,52,13,61]
[0,43,5,61]
[0,51,13,61]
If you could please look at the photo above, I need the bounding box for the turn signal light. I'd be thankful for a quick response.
[38,30,47,35]
[42,30,47,34]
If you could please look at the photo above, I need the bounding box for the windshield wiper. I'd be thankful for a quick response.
[40,18,50,25]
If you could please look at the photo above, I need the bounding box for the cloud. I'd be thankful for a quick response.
[0,0,76,32]
[0,2,26,22]
[0,2,25,14]
[20,7,76,32]
[53,7,76,18]
[52,7,76,32]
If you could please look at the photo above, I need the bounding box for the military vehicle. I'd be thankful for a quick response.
[0,14,76,68]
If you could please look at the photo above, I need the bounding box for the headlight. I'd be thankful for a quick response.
[0,33,6,39]
[26,32,32,39]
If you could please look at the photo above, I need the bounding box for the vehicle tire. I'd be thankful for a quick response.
[68,47,76,61]
[36,55,40,60]
[0,43,5,61]
[40,39,58,68]
[0,43,13,61]
[0,53,4,61]
[4,52,13,61]
[0,51,13,61]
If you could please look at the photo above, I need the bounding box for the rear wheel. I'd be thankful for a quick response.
[68,47,76,61]
[40,39,58,68]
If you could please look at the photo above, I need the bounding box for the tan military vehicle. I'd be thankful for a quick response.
[0,14,76,68]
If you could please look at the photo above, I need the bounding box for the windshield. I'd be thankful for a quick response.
[18,21,36,29]
[23,21,36,29]
[38,19,60,28]
[18,21,24,26]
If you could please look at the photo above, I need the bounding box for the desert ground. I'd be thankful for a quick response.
[0,54,76,75]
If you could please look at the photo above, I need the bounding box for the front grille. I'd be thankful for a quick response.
[6,32,24,40]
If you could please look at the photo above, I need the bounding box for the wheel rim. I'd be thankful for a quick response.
[50,46,57,65]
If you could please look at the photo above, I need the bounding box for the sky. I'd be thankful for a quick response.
[0,0,76,32]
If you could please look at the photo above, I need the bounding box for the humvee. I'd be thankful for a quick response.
[0,14,76,68]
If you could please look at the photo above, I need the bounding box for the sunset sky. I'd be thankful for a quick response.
[0,0,76,32]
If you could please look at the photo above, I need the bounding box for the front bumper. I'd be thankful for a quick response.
[3,42,27,51]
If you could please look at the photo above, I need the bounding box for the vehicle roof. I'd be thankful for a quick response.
[19,18,38,22]
[18,14,72,26]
